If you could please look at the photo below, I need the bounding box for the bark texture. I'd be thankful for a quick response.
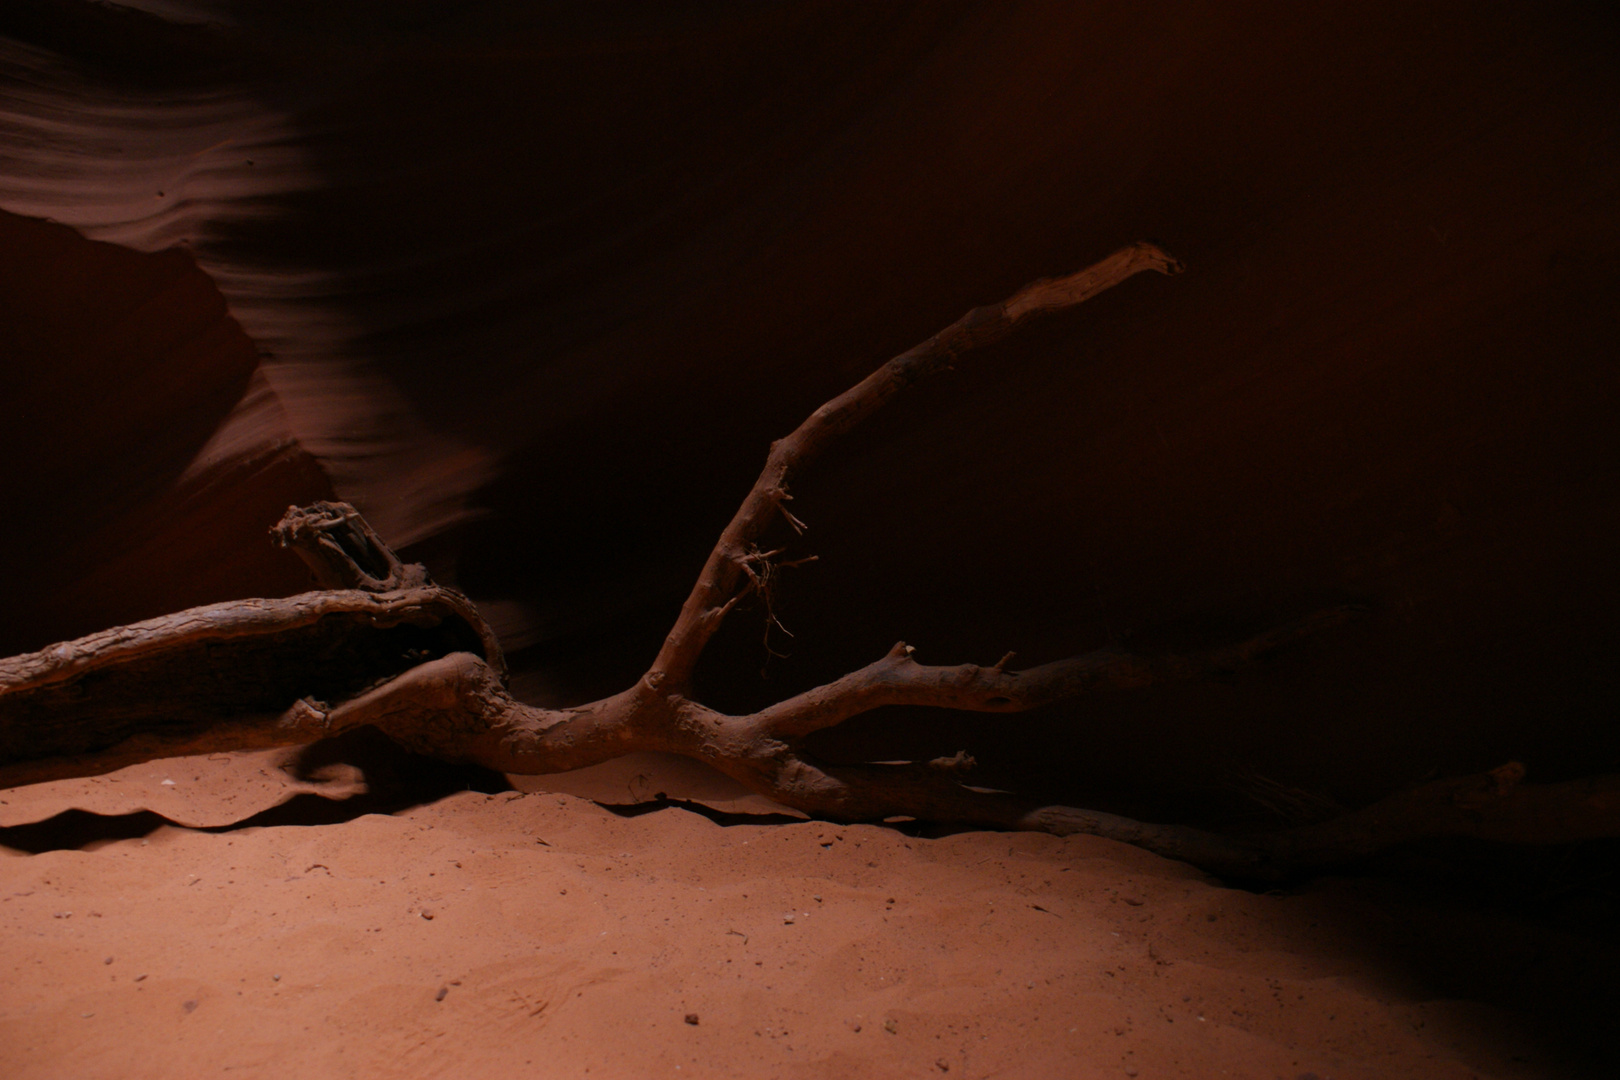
[3,243,1614,877]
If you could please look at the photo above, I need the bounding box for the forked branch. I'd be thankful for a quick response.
[7,243,1613,879]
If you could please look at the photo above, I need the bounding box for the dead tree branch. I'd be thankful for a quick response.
[6,242,1614,877]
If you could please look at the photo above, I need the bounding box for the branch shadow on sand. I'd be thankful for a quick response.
[0,727,814,855]
[0,726,512,854]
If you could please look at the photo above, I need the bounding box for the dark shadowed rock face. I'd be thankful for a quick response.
[0,210,334,657]
[2,1,1618,820]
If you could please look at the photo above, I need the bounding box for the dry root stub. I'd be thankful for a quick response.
[3,243,1616,877]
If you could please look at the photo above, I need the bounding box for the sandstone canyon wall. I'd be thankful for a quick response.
[2,0,1617,823]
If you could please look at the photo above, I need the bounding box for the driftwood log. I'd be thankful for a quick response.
[3,243,1616,878]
